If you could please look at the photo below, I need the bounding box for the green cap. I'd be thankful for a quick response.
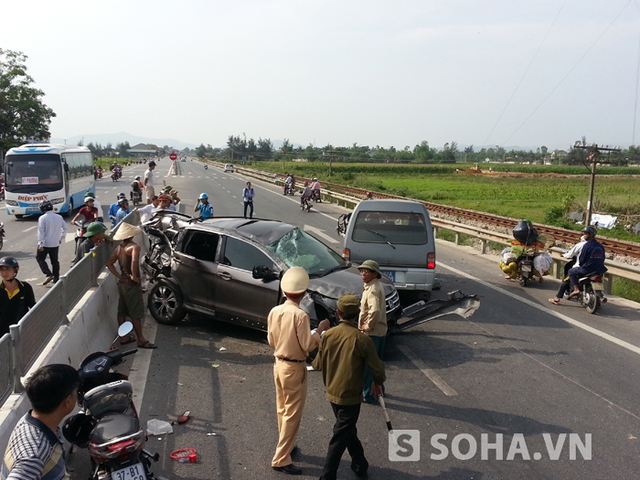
[357,259,382,277]
[337,293,360,315]
[84,222,107,238]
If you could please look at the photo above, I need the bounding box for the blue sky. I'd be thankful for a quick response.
[2,0,639,151]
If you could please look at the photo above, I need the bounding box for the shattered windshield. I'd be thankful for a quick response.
[267,227,346,276]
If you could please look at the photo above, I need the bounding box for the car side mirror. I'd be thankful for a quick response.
[253,265,279,282]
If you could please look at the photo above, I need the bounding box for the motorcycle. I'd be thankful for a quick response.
[515,252,536,287]
[204,164,208,170]
[560,259,607,314]
[63,322,159,480]
[300,196,312,212]
[283,184,295,196]
[131,189,142,207]
[111,168,122,182]
[96,168,103,179]
[0,221,4,251]
[311,189,322,203]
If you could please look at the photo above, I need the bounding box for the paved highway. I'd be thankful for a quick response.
[4,159,640,479]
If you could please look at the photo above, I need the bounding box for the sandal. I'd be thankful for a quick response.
[120,335,136,345]
[548,298,560,305]
[138,341,157,349]
[567,291,580,299]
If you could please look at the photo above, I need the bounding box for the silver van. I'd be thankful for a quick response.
[342,199,436,297]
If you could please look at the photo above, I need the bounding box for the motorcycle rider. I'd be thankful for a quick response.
[301,182,313,208]
[0,257,36,336]
[84,191,103,222]
[548,232,587,305]
[72,197,99,237]
[194,192,214,219]
[310,177,321,201]
[130,175,143,202]
[567,226,607,298]
[284,173,293,195]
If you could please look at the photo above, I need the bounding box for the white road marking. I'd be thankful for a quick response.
[304,225,339,244]
[128,317,158,408]
[397,344,458,396]
[65,232,76,243]
[438,262,640,356]
[23,226,37,232]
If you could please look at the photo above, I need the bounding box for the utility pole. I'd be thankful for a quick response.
[572,142,620,227]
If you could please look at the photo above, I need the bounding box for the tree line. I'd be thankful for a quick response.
[193,136,640,167]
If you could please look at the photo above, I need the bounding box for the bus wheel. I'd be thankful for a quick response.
[62,200,73,218]
[15,215,24,219]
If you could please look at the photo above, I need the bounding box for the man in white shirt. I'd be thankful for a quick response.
[137,195,160,223]
[36,200,67,285]
[143,161,156,204]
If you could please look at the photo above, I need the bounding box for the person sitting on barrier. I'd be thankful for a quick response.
[74,222,108,264]
[567,226,607,298]
[1,364,79,480]
[0,257,36,336]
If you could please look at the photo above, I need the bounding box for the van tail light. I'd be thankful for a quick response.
[342,248,351,262]
[427,252,436,270]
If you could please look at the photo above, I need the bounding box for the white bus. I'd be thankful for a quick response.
[3,144,95,218]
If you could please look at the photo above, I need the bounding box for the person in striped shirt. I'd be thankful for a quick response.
[1,364,79,480]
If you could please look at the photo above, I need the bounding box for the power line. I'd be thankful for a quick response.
[483,0,568,146]
[501,0,632,147]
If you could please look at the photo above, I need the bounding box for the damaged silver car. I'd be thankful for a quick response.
[141,212,402,330]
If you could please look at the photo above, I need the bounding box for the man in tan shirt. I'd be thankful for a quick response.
[357,259,387,404]
[267,267,330,475]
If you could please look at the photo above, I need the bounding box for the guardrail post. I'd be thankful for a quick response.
[90,253,99,288]
[10,325,24,394]
[454,232,461,245]
[604,273,613,295]
[480,239,487,254]
[59,275,70,325]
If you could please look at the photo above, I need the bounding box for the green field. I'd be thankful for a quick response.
[255,161,640,241]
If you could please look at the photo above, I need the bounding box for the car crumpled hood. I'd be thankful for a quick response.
[307,265,395,300]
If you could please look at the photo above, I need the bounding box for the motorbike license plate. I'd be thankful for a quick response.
[381,270,395,282]
[112,463,147,480]
[591,282,603,290]
[521,264,532,273]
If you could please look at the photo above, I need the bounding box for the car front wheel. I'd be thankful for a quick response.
[148,281,186,325]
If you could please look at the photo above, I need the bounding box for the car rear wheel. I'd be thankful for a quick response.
[148,281,186,324]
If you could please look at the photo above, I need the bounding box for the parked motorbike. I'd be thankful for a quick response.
[63,322,159,480]
[515,252,536,287]
[0,221,4,251]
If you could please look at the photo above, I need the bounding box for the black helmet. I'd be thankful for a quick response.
[148,161,156,167]
[581,226,597,237]
[0,257,19,269]
[39,200,54,212]
[117,197,129,206]
[117,192,127,199]
[62,413,96,448]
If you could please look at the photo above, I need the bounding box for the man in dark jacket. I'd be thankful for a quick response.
[312,293,386,480]
[568,226,607,297]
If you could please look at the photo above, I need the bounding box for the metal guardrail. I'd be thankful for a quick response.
[0,212,140,404]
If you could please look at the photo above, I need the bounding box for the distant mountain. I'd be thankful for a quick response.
[50,132,197,151]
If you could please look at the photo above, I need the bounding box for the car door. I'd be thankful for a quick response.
[214,235,280,329]
[172,230,221,312]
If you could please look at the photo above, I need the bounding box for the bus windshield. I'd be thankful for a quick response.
[4,154,63,193]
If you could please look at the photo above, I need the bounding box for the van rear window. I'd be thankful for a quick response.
[352,211,428,245]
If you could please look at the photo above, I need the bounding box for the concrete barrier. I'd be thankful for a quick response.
[0,272,119,454]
